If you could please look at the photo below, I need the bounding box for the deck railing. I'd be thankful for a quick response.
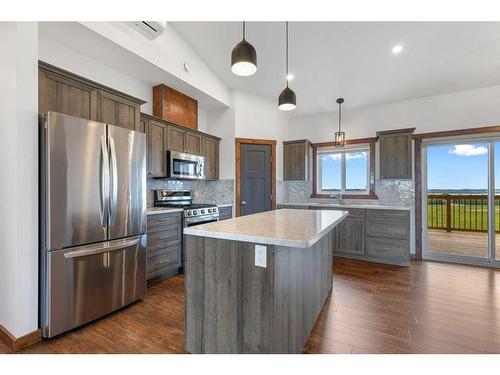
[427,194,500,232]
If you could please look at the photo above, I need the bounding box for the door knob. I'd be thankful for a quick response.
[241,201,246,205]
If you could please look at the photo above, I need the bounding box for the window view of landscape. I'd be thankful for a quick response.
[320,150,368,193]
[426,142,496,259]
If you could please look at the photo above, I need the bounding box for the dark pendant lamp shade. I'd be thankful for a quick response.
[231,22,257,76]
[278,21,296,111]
[278,86,296,111]
[335,98,345,147]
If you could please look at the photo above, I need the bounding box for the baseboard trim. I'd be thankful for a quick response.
[0,323,42,352]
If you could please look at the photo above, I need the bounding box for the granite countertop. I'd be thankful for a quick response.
[278,202,412,211]
[183,208,348,248]
[146,207,184,215]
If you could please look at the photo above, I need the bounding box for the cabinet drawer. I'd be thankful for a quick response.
[218,206,233,221]
[366,209,408,221]
[366,216,409,239]
[365,236,409,261]
[147,212,182,229]
[147,225,182,248]
[147,245,181,278]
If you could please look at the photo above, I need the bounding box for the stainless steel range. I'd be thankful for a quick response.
[154,190,219,226]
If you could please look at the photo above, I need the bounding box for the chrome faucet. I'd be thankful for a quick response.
[329,192,345,205]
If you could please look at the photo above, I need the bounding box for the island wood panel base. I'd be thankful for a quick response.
[184,233,334,353]
[0,324,42,352]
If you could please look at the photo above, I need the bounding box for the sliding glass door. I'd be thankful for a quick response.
[423,138,500,266]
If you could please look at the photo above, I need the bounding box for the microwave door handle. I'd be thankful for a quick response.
[109,136,118,225]
[100,135,109,229]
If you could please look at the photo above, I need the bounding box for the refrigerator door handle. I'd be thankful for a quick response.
[63,237,141,259]
[100,135,110,228]
[109,136,118,226]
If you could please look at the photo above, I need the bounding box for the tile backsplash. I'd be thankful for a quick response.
[147,179,234,207]
[278,179,414,207]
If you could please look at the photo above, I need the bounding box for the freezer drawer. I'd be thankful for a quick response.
[42,235,147,338]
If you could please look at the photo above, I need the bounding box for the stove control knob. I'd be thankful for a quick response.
[187,211,192,216]
[201,209,205,214]
[193,210,198,215]
[207,208,212,213]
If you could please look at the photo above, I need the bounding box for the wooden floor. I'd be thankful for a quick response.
[427,229,500,258]
[2,257,500,354]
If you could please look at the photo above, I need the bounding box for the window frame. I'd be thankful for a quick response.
[312,138,378,199]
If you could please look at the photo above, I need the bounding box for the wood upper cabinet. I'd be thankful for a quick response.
[97,90,141,132]
[377,128,415,179]
[167,126,186,152]
[153,84,198,130]
[147,118,168,177]
[38,61,145,132]
[185,131,203,155]
[38,67,97,121]
[283,140,311,180]
[203,136,219,180]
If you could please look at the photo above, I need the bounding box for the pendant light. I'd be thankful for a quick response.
[335,98,345,147]
[278,22,296,111]
[231,21,257,76]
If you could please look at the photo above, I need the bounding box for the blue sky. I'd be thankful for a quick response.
[321,152,368,191]
[427,143,500,190]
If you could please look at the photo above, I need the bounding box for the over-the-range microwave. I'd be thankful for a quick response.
[167,150,205,179]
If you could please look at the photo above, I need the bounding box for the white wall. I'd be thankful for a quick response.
[80,22,231,109]
[0,22,38,338]
[290,85,500,141]
[233,90,290,180]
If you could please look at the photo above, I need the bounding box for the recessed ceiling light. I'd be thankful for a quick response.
[286,73,294,81]
[392,45,403,55]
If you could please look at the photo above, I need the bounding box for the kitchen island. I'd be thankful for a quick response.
[183,208,348,354]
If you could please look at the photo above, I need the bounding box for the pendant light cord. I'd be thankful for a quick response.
[243,21,246,40]
[286,21,289,87]
[338,101,342,132]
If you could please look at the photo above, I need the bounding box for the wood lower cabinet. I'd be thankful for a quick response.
[203,136,219,180]
[38,61,145,131]
[147,212,183,283]
[283,140,311,180]
[333,216,365,256]
[218,206,233,220]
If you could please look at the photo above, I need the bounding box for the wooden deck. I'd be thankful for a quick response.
[2,257,500,354]
[427,229,500,258]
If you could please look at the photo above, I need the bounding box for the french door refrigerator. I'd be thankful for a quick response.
[40,112,147,338]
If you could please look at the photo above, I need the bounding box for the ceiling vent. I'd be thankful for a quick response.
[127,21,166,40]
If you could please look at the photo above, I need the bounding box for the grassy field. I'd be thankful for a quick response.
[427,200,500,231]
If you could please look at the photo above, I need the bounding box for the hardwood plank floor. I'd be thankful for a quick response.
[2,258,500,354]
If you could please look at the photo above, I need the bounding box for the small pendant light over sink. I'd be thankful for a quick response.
[278,22,296,111]
[335,98,345,147]
[231,21,257,76]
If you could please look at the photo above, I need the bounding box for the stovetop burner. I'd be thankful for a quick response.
[157,203,215,210]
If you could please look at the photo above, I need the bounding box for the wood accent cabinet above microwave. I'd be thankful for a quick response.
[141,113,220,180]
[377,128,415,180]
[38,61,145,132]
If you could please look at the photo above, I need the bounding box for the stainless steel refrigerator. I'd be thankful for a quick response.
[39,112,147,338]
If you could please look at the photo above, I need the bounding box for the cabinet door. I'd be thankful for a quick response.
[167,126,186,152]
[203,136,219,180]
[97,90,141,131]
[186,131,202,155]
[147,119,168,177]
[283,141,308,180]
[333,217,365,255]
[38,69,97,120]
[379,132,413,179]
